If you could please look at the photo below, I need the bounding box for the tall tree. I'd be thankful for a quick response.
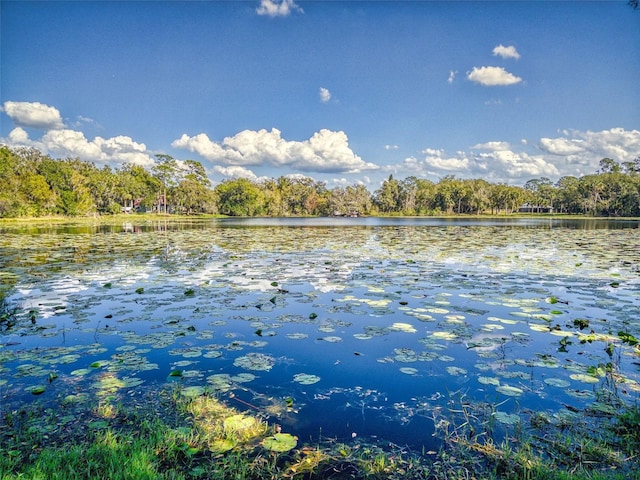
[173,160,214,214]
[152,154,179,214]
[374,175,402,213]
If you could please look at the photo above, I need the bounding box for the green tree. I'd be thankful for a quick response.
[413,178,436,214]
[555,176,581,214]
[117,164,160,212]
[598,158,621,174]
[467,179,491,214]
[20,172,55,216]
[330,183,373,216]
[578,174,605,215]
[434,176,468,214]
[152,154,179,214]
[524,177,556,212]
[275,176,328,216]
[85,165,122,214]
[173,160,214,214]
[621,156,640,175]
[215,178,264,216]
[260,179,285,216]
[37,157,95,216]
[374,175,402,213]
[0,146,25,216]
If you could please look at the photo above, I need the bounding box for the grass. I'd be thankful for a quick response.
[1,383,639,480]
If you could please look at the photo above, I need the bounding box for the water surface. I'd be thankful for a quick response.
[1,217,639,449]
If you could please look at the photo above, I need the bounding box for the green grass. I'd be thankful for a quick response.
[1,387,639,480]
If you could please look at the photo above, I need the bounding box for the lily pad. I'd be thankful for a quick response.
[496,385,524,396]
[207,374,233,392]
[224,414,259,433]
[544,378,570,388]
[231,373,256,383]
[293,373,321,385]
[389,322,417,333]
[181,386,206,397]
[399,367,419,375]
[445,366,467,376]
[234,353,275,371]
[478,376,500,386]
[28,385,46,395]
[319,336,342,343]
[262,433,298,452]
[493,411,521,425]
[210,438,236,453]
[286,333,308,340]
[570,373,600,384]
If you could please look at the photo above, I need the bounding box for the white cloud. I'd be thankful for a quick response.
[484,150,558,178]
[256,0,303,17]
[538,137,586,156]
[319,87,332,103]
[3,126,154,167]
[2,101,65,129]
[539,128,640,165]
[172,128,379,174]
[419,149,470,172]
[284,173,312,181]
[492,44,520,60]
[213,165,259,181]
[399,144,559,183]
[44,130,154,166]
[42,129,104,159]
[447,70,456,84]
[467,66,522,86]
[385,144,399,150]
[471,141,511,151]
[7,127,40,147]
[396,127,640,185]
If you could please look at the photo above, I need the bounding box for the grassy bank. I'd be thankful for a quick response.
[1,384,639,480]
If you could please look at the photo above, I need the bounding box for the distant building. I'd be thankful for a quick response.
[518,203,554,213]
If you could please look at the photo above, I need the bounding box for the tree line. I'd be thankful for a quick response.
[1,146,639,218]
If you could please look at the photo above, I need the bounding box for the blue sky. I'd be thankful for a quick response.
[1,0,639,188]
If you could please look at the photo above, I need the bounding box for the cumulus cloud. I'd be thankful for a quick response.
[467,66,522,86]
[256,0,303,17]
[7,127,42,147]
[319,87,332,103]
[471,141,511,151]
[213,165,259,181]
[3,126,154,167]
[419,149,470,172]
[492,44,521,60]
[2,101,65,129]
[482,149,559,178]
[1,100,154,167]
[538,137,586,156]
[399,145,559,184]
[397,127,640,185]
[45,130,154,166]
[172,128,379,174]
[539,128,640,165]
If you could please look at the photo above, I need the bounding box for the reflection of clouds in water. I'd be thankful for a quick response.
[2,221,640,450]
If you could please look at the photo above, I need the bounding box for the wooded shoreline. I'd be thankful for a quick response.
[2,146,639,218]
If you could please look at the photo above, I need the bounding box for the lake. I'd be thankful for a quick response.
[1,217,639,451]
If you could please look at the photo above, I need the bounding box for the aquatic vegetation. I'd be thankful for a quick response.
[262,433,298,452]
[293,373,321,385]
[1,218,639,478]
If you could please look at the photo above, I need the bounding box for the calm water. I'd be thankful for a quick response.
[1,217,639,450]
